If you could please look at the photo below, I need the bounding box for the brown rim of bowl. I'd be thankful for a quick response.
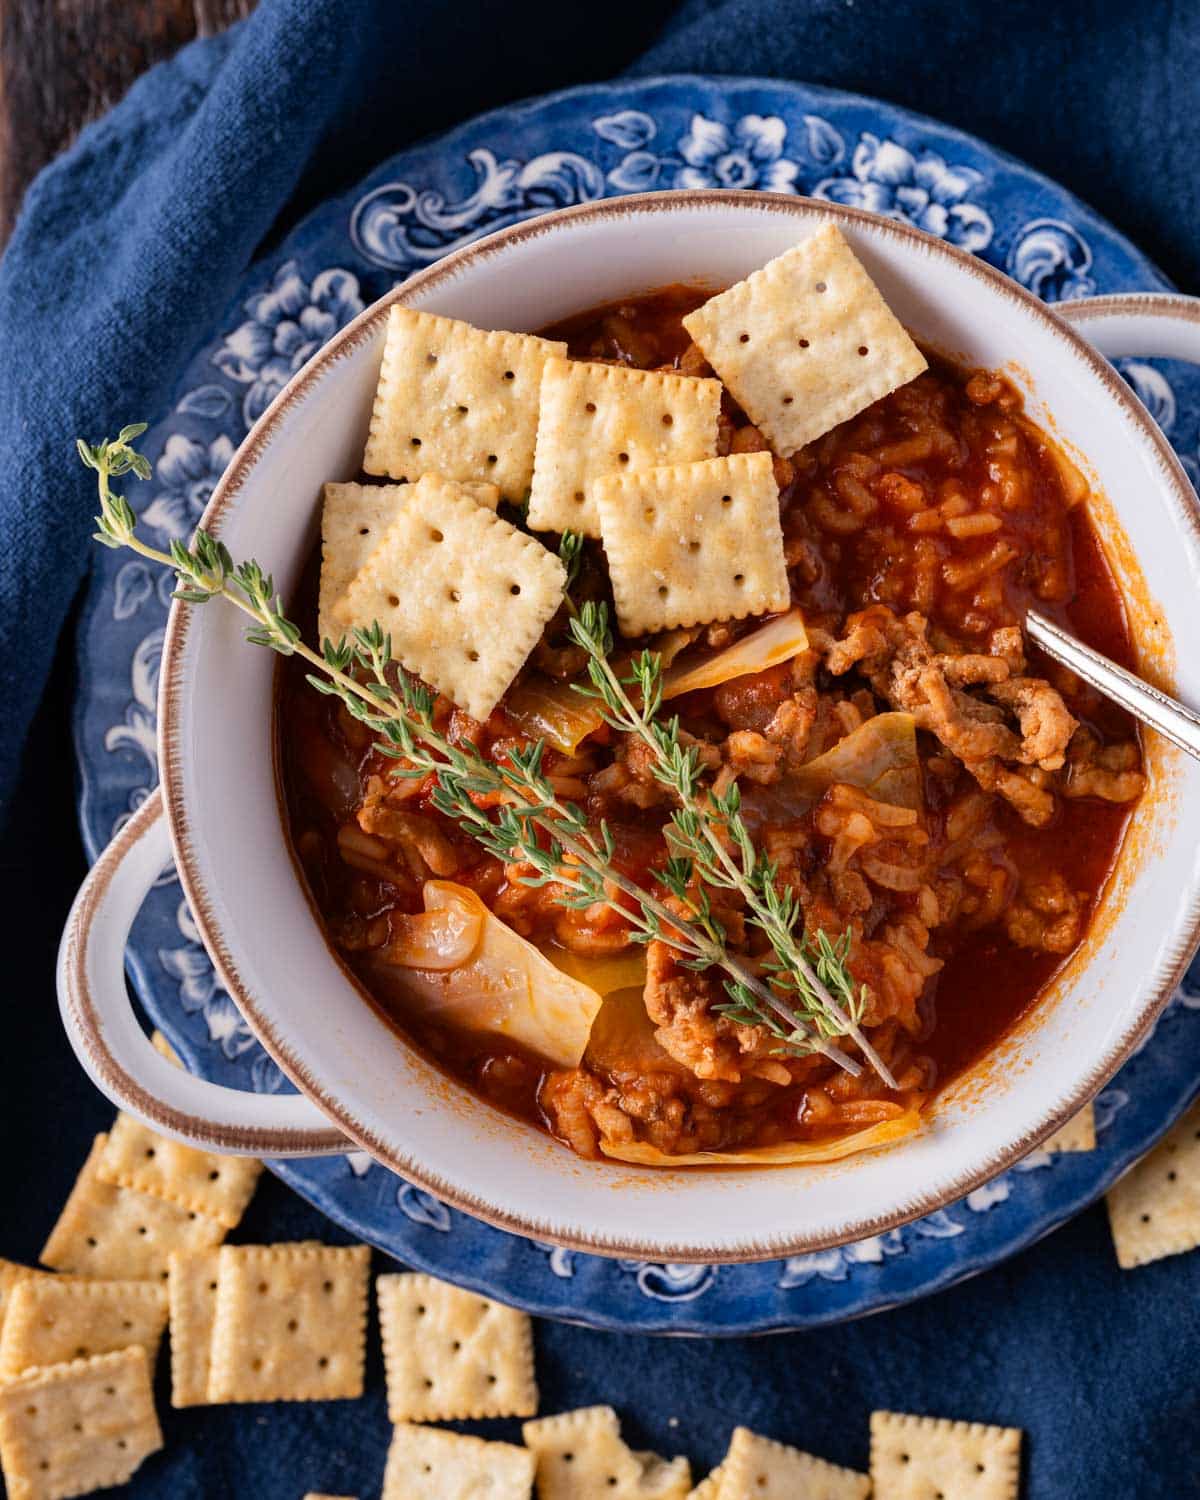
[144,190,1200,1261]
[1057,291,1200,326]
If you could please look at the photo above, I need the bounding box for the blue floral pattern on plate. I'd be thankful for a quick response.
[73,76,1200,1334]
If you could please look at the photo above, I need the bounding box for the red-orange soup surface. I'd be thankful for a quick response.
[278,287,1143,1163]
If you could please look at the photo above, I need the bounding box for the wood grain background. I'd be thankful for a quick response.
[0,0,255,241]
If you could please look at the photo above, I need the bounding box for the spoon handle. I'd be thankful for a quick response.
[1026,608,1200,763]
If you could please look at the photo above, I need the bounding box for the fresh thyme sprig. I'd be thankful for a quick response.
[561,546,896,1088]
[82,429,862,1078]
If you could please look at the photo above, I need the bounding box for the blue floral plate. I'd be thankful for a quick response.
[74,75,1200,1334]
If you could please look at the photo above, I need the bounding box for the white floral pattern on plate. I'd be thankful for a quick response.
[143,433,236,541]
[73,77,1196,1334]
[813,132,993,251]
[213,261,364,428]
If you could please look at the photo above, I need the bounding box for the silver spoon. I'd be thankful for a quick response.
[1026,608,1200,762]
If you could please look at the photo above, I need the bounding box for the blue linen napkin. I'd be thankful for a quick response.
[2,3,1199,1498]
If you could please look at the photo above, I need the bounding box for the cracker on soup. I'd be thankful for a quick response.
[333,484,566,721]
[527,357,721,537]
[274,254,1144,1174]
[364,306,564,500]
[319,475,501,646]
[593,451,788,636]
[682,223,926,453]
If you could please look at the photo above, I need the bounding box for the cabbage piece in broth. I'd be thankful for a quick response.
[742,711,922,829]
[789,710,922,811]
[386,881,603,1068]
[661,609,808,699]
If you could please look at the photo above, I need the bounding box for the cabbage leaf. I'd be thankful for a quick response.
[599,1109,921,1166]
[662,610,808,699]
[386,881,603,1067]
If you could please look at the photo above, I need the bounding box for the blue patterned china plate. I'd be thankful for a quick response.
[73,75,1200,1334]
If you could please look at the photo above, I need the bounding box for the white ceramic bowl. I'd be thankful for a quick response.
[59,192,1200,1262]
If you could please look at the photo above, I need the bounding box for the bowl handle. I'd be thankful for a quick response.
[1058,292,1200,364]
[58,789,348,1157]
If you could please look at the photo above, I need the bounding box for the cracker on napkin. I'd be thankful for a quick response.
[207,1243,370,1403]
[869,1410,1021,1500]
[717,1426,868,1499]
[0,1347,162,1500]
[166,1249,222,1408]
[1042,1102,1096,1153]
[1106,1098,1200,1268]
[40,1135,225,1281]
[523,1406,690,1499]
[381,1422,536,1500]
[377,1272,537,1423]
[96,1112,261,1229]
[0,1276,168,1380]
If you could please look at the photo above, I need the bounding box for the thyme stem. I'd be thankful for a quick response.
[82,430,861,1079]
[563,553,897,1089]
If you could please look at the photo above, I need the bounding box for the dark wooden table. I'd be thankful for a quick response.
[0,0,255,241]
